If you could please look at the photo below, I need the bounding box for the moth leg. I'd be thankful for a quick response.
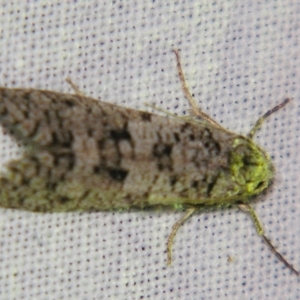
[167,207,196,265]
[247,98,290,139]
[173,49,221,128]
[238,203,299,276]
[65,78,85,96]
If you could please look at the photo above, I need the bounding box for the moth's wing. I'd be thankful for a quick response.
[0,88,237,213]
[0,88,96,148]
[0,88,142,211]
[0,88,184,212]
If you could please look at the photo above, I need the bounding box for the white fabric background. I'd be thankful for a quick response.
[0,1,299,299]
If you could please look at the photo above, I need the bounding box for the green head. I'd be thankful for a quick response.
[230,137,274,198]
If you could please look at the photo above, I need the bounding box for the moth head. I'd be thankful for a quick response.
[230,137,274,196]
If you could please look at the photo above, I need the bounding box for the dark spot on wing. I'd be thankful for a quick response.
[204,140,221,155]
[52,133,59,146]
[191,180,198,189]
[87,128,94,137]
[173,132,180,142]
[169,175,177,186]
[152,144,173,158]
[53,153,75,170]
[180,122,191,133]
[108,168,128,181]
[23,92,32,101]
[189,134,195,141]
[141,112,152,122]
[58,196,71,204]
[152,143,173,171]
[110,129,131,141]
[198,128,221,156]
[206,175,219,196]
[0,105,8,116]
[51,131,73,148]
[97,139,106,149]
[93,166,102,174]
[64,99,76,107]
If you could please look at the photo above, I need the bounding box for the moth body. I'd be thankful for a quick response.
[0,88,272,212]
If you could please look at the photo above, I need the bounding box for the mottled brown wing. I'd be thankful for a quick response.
[0,88,235,212]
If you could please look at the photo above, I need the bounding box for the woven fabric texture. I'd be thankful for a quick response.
[0,1,299,299]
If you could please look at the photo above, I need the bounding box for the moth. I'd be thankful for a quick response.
[0,50,298,276]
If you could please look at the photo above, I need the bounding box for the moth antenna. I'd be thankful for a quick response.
[247,98,291,139]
